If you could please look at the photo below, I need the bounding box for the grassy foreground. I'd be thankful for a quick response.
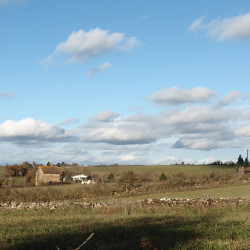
[0,204,249,250]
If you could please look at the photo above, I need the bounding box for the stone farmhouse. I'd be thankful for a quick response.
[35,166,61,186]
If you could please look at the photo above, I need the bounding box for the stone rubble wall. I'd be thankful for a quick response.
[0,197,249,210]
[0,201,107,210]
[141,197,249,207]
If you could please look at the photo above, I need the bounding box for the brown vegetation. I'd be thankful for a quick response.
[5,161,32,177]
[0,171,249,203]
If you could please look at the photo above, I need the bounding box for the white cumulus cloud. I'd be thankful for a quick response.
[46,28,138,64]
[149,86,216,106]
[189,13,250,41]
[0,118,72,143]
[80,113,160,145]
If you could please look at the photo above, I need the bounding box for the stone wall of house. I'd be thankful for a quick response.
[41,174,60,184]
[35,167,60,186]
[35,167,43,186]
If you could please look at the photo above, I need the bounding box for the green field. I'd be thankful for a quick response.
[85,183,250,206]
[164,183,250,198]
[0,202,249,249]
[64,164,236,176]
[0,164,237,177]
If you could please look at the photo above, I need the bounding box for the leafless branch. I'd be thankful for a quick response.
[75,233,95,250]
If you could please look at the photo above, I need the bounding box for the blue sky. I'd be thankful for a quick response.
[1,0,250,165]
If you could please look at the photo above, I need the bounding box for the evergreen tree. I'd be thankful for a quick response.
[244,157,249,167]
[237,155,244,166]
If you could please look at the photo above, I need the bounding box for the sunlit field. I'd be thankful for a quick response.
[0,164,249,249]
[0,202,249,249]
[62,164,236,176]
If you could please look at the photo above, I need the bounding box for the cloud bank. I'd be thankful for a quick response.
[1,87,250,164]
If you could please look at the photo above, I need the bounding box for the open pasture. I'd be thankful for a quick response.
[164,183,250,199]
[90,183,250,205]
[66,164,236,176]
[128,184,250,202]
[0,202,249,249]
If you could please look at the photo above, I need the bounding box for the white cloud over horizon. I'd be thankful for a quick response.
[189,13,250,41]
[151,156,179,165]
[1,87,250,164]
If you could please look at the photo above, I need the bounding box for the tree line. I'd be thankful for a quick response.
[236,154,249,167]
[5,161,33,177]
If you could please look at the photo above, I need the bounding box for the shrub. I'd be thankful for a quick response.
[107,173,115,181]
[5,162,32,177]
[118,171,137,193]
[62,170,72,182]
[159,173,167,181]
[25,167,38,185]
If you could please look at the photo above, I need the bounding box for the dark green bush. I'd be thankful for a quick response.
[159,173,167,181]
[107,173,115,180]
